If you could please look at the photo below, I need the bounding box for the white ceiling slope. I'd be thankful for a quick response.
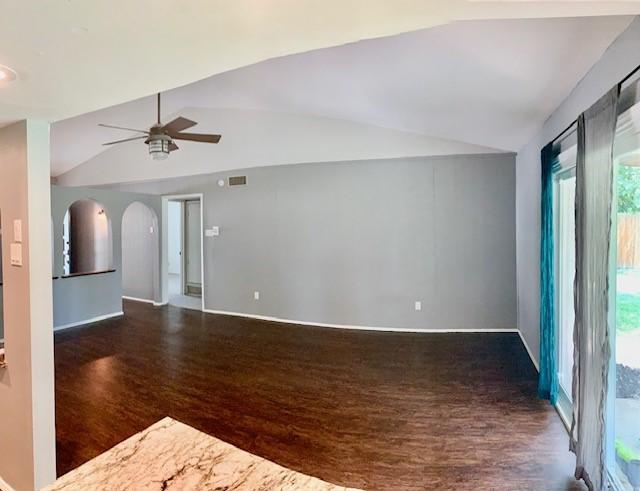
[2,1,640,127]
[53,15,632,182]
[55,107,502,187]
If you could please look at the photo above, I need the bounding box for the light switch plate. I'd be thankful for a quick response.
[205,227,220,237]
[414,301,422,311]
[10,243,22,266]
[13,219,22,243]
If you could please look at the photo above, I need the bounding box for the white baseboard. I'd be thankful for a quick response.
[53,311,124,332]
[122,296,165,307]
[123,295,154,305]
[202,308,518,334]
[554,402,572,433]
[517,330,539,372]
[0,474,17,491]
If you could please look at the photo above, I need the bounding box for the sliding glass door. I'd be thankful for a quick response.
[555,169,576,423]
[550,80,640,491]
[608,152,640,491]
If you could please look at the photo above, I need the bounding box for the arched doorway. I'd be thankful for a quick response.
[63,199,113,276]
[121,201,159,303]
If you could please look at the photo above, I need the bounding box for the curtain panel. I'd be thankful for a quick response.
[539,142,558,404]
[570,87,619,491]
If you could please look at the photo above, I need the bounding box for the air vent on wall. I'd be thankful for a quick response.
[228,176,247,186]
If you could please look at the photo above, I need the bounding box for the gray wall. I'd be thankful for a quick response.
[113,153,517,330]
[516,17,640,365]
[122,201,159,301]
[51,186,162,327]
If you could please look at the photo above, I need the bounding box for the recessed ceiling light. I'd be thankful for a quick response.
[0,65,17,86]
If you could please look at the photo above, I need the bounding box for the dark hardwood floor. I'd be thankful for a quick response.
[55,300,585,490]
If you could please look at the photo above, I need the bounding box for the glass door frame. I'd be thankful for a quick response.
[554,165,576,429]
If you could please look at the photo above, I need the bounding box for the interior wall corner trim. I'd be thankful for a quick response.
[517,329,540,372]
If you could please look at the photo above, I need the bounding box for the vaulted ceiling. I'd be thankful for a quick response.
[2,2,638,183]
[52,15,634,185]
[2,0,639,126]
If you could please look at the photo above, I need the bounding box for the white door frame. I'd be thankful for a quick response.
[161,193,205,311]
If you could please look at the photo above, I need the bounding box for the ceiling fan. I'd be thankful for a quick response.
[99,93,221,161]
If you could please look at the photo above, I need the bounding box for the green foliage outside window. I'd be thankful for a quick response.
[618,165,640,213]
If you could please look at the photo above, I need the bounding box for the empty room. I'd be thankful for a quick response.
[1,2,640,491]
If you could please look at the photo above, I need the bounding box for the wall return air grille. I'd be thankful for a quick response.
[228,176,247,186]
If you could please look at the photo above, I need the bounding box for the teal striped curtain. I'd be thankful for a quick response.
[539,143,558,404]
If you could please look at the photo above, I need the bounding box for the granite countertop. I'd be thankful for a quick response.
[44,417,362,491]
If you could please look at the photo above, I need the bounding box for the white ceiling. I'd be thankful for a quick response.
[52,15,633,182]
[2,0,639,127]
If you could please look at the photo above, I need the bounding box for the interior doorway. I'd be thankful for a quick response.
[164,196,203,311]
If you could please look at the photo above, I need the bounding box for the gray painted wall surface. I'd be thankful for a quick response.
[113,154,517,330]
[51,186,162,327]
[122,201,159,301]
[516,17,640,365]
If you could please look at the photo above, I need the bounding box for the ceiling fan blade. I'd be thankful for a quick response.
[169,132,221,144]
[98,123,150,134]
[102,135,148,146]
[162,117,197,134]
[169,142,179,152]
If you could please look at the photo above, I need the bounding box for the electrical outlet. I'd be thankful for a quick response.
[414,301,422,311]
[254,291,260,300]
[205,227,220,237]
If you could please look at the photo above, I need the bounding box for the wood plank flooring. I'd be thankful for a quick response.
[55,300,585,490]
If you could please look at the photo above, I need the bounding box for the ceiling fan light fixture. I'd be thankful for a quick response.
[149,135,170,161]
[99,93,221,158]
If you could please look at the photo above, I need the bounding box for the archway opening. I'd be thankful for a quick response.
[63,199,113,276]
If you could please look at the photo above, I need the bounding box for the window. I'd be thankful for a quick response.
[63,199,113,276]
